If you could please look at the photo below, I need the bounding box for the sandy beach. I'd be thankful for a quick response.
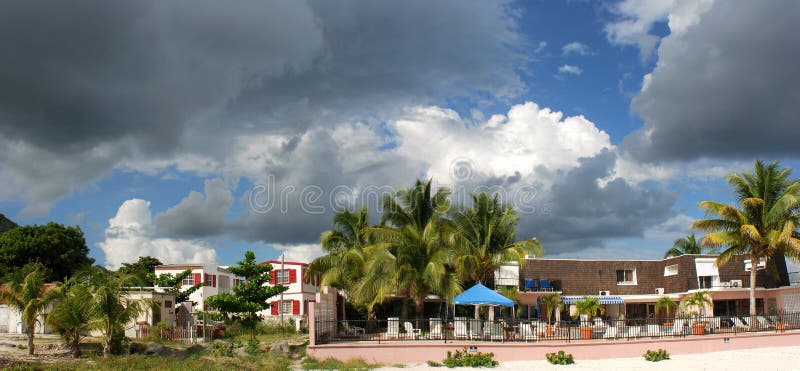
[377,345,800,370]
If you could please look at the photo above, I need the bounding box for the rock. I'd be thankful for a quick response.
[129,342,145,354]
[233,346,248,358]
[269,340,289,358]
[143,342,173,356]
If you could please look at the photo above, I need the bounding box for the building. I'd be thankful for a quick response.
[259,260,319,320]
[120,290,176,337]
[153,264,241,312]
[496,254,800,320]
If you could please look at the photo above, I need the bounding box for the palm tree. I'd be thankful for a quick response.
[680,291,712,317]
[306,207,370,322]
[80,268,147,357]
[44,279,98,358]
[654,296,678,318]
[664,234,712,258]
[692,160,800,317]
[381,179,451,232]
[573,296,604,321]
[0,264,49,355]
[540,293,563,324]
[453,192,542,285]
[496,286,522,318]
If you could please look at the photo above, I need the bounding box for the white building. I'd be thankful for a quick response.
[259,260,318,319]
[153,264,241,312]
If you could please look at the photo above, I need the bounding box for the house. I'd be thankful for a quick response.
[153,264,241,312]
[0,283,57,334]
[120,290,176,337]
[497,254,800,319]
[259,260,318,320]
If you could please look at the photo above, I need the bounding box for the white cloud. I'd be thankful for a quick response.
[534,41,547,53]
[98,199,217,269]
[271,243,325,263]
[154,178,234,238]
[644,214,695,241]
[557,64,583,75]
[562,42,590,56]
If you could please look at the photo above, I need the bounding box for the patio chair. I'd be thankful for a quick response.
[519,322,537,342]
[524,279,537,292]
[709,317,721,333]
[343,321,365,336]
[741,316,754,328]
[646,324,661,337]
[756,316,774,329]
[404,321,422,340]
[593,317,607,327]
[534,321,548,337]
[386,317,400,339]
[429,318,443,339]
[539,279,553,291]
[454,317,468,339]
[483,321,503,342]
[625,326,641,338]
[469,319,483,340]
[603,326,618,339]
[731,317,749,330]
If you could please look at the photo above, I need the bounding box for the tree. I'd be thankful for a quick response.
[44,279,97,358]
[573,296,604,321]
[153,269,203,303]
[0,223,94,281]
[206,251,287,339]
[306,207,370,322]
[0,263,50,355]
[654,296,678,318]
[0,213,17,234]
[118,256,163,286]
[540,293,563,323]
[453,192,542,285]
[680,291,712,317]
[664,234,713,258]
[496,286,522,318]
[692,160,800,316]
[80,268,147,357]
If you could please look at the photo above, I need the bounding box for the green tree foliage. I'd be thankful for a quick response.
[664,234,713,258]
[0,222,94,281]
[0,263,50,355]
[573,296,604,321]
[153,269,203,303]
[654,296,678,317]
[540,293,563,323]
[206,251,287,339]
[118,256,163,286]
[44,279,98,358]
[692,160,800,316]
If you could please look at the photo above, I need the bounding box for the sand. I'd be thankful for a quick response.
[378,345,800,370]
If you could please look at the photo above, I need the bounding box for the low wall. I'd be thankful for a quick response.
[307,331,800,364]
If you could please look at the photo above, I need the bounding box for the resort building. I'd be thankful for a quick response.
[501,254,800,319]
[153,264,241,312]
[259,259,319,320]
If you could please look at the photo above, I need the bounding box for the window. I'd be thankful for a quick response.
[744,258,766,271]
[164,300,173,308]
[280,301,293,314]
[699,276,714,289]
[205,274,216,287]
[616,269,636,285]
[664,264,678,276]
[181,275,194,286]
[274,269,291,284]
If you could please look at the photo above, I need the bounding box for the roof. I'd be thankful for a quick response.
[260,260,309,267]
[453,283,514,307]
[155,264,231,273]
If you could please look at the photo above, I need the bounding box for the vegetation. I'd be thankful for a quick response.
[0,222,94,281]
[540,293,563,323]
[0,263,50,355]
[118,256,164,286]
[644,349,670,362]
[654,296,678,318]
[572,296,604,321]
[45,278,98,357]
[680,291,712,317]
[427,347,498,368]
[302,357,380,370]
[0,212,17,233]
[664,234,714,258]
[206,251,287,339]
[153,269,203,303]
[692,160,800,316]
[496,286,522,317]
[546,350,575,365]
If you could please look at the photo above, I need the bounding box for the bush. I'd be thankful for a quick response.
[644,349,670,362]
[546,350,575,365]
[440,348,498,368]
[302,357,379,370]
[245,339,261,355]
[427,360,443,367]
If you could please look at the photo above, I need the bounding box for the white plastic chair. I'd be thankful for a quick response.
[756,316,773,329]
[386,317,399,339]
[403,321,421,340]
[646,324,661,337]
[732,317,749,330]
[343,321,364,335]
[519,322,537,342]
[603,326,617,339]
[454,317,468,339]
[429,318,443,339]
[469,319,483,340]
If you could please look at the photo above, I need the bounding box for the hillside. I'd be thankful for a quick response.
[0,213,17,234]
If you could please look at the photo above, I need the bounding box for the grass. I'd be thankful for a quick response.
[15,354,291,371]
[302,357,381,370]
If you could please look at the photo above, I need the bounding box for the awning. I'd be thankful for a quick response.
[561,295,624,305]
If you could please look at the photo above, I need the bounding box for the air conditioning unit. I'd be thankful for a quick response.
[655,288,664,295]
[730,280,742,288]
[599,290,610,296]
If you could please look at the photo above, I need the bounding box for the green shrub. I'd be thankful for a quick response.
[245,339,261,355]
[644,349,670,362]
[427,360,443,367]
[546,350,575,365]
[302,357,379,370]
[440,348,499,368]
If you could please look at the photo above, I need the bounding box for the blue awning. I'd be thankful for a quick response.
[452,283,515,307]
[561,295,624,305]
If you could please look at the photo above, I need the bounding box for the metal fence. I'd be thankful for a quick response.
[315,312,800,344]
[134,325,199,343]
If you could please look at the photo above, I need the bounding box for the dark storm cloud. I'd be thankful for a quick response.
[623,0,800,162]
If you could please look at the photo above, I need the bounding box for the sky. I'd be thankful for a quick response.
[1,0,800,271]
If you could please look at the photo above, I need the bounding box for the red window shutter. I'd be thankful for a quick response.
[292,300,300,315]
[203,303,207,311]
[270,270,276,285]
[212,275,217,288]
[203,273,208,285]
[289,269,297,283]
[271,301,278,315]
[193,273,201,285]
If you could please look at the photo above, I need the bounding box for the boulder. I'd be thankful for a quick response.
[143,342,172,356]
[269,340,290,358]
[129,342,145,354]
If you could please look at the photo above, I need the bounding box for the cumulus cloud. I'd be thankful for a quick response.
[562,42,590,56]
[557,65,583,75]
[98,199,217,269]
[622,0,800,162]
[272,243,326,264]
[155,178,234,238]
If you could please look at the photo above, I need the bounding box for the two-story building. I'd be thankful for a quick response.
[259,260,318,320]
[153,264,241,312]
[497,254,800,320]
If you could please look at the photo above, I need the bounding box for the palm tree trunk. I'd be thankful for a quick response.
[414,296,425,319]
[401,298,409,322]
[749,252,758,321]
[340,290,347,323]
[26,328,34,356]
[72,336,81,358]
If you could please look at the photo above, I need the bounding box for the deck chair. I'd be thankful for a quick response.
[731,317,749,330]
[741,316,754,328]
[593,317,607,327]
[454,317,468,339]
[403,322,422,340]
[469,319,483,340]
[343,321,364,335]
[386,317,400,339]
[603,326,618,339]
[756,316,773,329]
[519,323,537,342]
[429,318,443,339]
[709,317,721,332]
[483,321,503,341]
[646,324,661,337]
[625,326,641,338]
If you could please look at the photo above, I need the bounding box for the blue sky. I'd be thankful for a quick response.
[1,0,799,269]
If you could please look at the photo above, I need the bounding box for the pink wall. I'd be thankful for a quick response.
[308,331,800,364]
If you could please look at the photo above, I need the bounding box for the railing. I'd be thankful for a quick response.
[134,325,200,343]
[315,312,800,344]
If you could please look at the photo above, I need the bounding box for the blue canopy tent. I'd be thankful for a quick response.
[452,283,515,319]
